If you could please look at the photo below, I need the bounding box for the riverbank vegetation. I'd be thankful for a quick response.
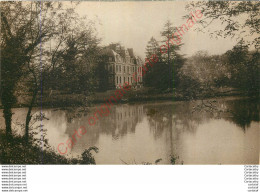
[0,129,98,164]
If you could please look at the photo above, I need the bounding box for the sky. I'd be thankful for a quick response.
[74,1,243,58]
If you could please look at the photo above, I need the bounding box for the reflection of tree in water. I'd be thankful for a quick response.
[63,107,90,124]
[188,98,259,130]
[145,98,259,164]
[145,105,173,139]
[174,101,212,133]
[145,101,213,139]
[145,102,208,164]
[61,98,258,156]
[224,98,259,129]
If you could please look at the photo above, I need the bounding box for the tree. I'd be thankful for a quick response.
[143,37,160,88]
[185,1,260,48]
[23,4,100,141]
[160,21,185,90]
[225,40,259,96]
[145,37,160,59]
[0,1,101,142]
[183,1,259,98]
[95,55,110,92]
[179,51,228,99]
[1,2,56,139]
[143,21,185,91]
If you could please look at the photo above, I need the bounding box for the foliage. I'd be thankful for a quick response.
[95,55,110,92]
[0,1,101,141]
[170,155,177,165]
[81,146,99,165]
[144,2,259,99]
[179,51,228,99]
[224,40,259,96]
[145,37,160,59]
[1,2,62,138]
[43,23,101,95]
[120,158,163,165]
[144,21,185,91]
[185,1,260,48]
[178,41,259,99]
[182,2,259,99]
[0,129,99,164]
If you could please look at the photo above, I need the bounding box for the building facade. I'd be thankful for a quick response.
[100,44,144,89]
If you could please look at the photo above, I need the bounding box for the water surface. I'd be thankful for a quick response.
[0,97,259,164]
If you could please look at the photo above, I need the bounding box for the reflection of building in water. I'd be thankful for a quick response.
[64,104,144,148]
[102,105,144,139]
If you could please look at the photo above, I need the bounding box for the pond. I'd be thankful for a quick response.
[0,97,259,164]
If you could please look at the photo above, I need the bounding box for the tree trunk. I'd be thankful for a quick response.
[25,88,38,143]
[3,105,12,139]
[1,84,15,140]
[167,35,171,90]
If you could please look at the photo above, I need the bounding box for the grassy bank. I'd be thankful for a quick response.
[38,87,247,106]
[0,87,254,109]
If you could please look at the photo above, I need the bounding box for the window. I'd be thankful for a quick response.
[138,67,141,74]
[123,66,125,73]
[117,76,118,84]
[131,77,133,83]
[124,77,125,83]
[127,66,129,73]
[120,77,121,84]
[110,65,113,72]
[119,65,121,72]
[116,65,118,72]
[128,77,129,83]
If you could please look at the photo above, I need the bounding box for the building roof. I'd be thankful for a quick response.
[100,47,120,57]
[127,48,135,59]
[100,44,143,65]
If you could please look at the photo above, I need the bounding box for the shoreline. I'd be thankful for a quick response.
[0,91,258,109]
